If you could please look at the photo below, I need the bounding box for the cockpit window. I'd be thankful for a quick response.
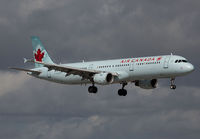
[175,59,188,63]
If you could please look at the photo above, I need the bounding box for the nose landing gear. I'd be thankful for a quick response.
[118,83,128,96]
[170,78,176,89]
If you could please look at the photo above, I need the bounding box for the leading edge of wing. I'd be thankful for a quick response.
[9,67,41,75]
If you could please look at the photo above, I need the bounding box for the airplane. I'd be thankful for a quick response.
[10,36,194,96]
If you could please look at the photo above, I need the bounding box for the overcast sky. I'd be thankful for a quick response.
[0,0,200,138]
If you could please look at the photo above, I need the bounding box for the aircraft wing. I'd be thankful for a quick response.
[34,61,118,80]
[9,67,41,75]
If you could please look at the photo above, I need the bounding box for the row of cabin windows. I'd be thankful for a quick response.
[175,60,188,63]
[136,61,161,65]
[98,64,130,69]
[97,62,161,68]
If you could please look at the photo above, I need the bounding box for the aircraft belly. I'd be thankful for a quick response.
[131,65,163,80]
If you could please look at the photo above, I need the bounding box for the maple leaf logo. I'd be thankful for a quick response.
[157,57,162,61]
[34,49,44,62]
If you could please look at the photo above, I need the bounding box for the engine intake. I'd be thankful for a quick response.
[135,79,157,89]
[93,73,114,85]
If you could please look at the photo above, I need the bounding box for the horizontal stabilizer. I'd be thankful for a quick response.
[9,67,41,75]
[24,58,34,63]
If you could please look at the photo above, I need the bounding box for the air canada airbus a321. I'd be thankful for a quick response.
[10,37,194,96]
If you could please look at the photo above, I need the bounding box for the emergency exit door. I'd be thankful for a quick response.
[163,56,170,68]
[129,63,134,71]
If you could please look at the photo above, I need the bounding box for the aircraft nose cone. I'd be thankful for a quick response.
[186,63,194,73]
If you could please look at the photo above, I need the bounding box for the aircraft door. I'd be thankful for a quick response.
[88,64,93,70]
[129,63,134,71]
[163,56,170,68]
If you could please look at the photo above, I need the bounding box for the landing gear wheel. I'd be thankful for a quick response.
[88,86,98,93]
[170,85,176,90]
[93,86,98,93]
[118,89,127,96]
[122,89,127,96]
[170,78,176,90]
[118,83,128,96]
[118,89,123,96]
[88,86,92,93]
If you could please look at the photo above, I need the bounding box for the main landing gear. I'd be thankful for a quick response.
[170,78,176,90]
[118,83,128,96]
[88,83,98,93]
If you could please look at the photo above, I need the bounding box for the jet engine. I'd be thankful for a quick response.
[93,73,114,85]
[135,79,157,89]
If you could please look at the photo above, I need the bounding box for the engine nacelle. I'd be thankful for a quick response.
[135,79,157,89]
[93,73,114,85]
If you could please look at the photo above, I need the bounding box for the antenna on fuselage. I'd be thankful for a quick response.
[171,53,173,56]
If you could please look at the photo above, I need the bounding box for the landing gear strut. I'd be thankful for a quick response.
[170,78,176,90]
[88,83,98,93]
[118,83,128,96]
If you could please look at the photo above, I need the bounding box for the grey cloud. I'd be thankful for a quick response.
[1,0,200,63]
[0,0,200,138]
[0,71,29,96]
[0,74,200,139]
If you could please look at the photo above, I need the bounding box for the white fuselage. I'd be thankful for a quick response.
[31,55,194,85]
